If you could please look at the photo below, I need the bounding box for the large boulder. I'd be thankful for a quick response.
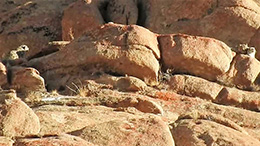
[62,0,104,41]
[168,75,223,101]
[29,24,160,86]
[70,115,174,146]
[142,0,260,47]
[216,87,260,111]
[218,54,260,90]
[171,119,260,146]
[159,34,233,81]
[0,90,40,137]
[10,67,46,94]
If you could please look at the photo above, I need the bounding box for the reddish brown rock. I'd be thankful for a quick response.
[14,134,96,146]
[106,0,138,25]
[10,67,46,94]
[218,54,260,90]
[0,90,40,137]
[171,119,260,146]
[159,34,233,81]
[62,0,104,41]
[29,24,160,86]
[0,136,13,146]
[0,0,77,59]
[168,75,223,101]
[216,87,260,111]
[144,0,260,47]
[70,115,174,146]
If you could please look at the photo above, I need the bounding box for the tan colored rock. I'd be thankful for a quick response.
[159,34,233,81]
[144,0,260,47]
[106,0,138,25]
[11,67,46,94]
[70,115,174,146]
[0,136,13,146]
[171,119,260,146]
[218,54,260,90]
[14,134,96,146]
[217,87,260,111]
[168,75,223,101]
[62,0,104,41]
[29,24,160,86]
[0,90,40,137]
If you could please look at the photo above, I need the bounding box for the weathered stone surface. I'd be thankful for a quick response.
[10,67,46,94]
[70,115,174,146]
[0,136,13,146]
[14,134,96,146]
[218,54,260,90]
[0,90,40,137]
[0,0,77,59]
[62,0,104,41]
[171,119,260,146]
[150,90,260,141]
[216,87,260,111]
[29,24,160,86]
[168,75,223,101]
[159,34,233,81]
[143,0,260,47]
[106,0,138,25]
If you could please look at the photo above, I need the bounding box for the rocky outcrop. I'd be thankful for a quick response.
[159,34,233,81]
[0,90,40,137]
[217,87,260,111]
[172,119,260,146]
[10,67,46,94]
[29,23,160,86]
[168,75,224,101]
[70,115,174,146]
[0,0,260,145]
[143,0,260,47]
[218,54,260,90]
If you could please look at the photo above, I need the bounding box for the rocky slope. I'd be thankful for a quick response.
[0,0,260,145]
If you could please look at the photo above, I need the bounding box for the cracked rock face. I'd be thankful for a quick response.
[0,0,260,145]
